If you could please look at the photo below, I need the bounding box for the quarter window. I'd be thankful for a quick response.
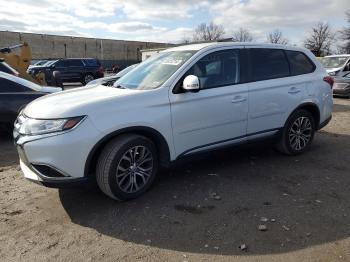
[250,48,289,81]
[286,51,315,76]
[187,50,240,89]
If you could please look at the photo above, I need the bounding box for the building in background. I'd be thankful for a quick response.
[0,31,173,70]
[140,48,168,61]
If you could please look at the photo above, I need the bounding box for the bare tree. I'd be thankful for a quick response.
[304,22,335,56]
[267,29,289,45]
[339,11,350,53]
[193,22,225,42]
[231,28,254,42]
[180,36,192,44]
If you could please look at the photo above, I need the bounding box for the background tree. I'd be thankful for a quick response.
[267,29,289,45]
[180,36,192,44]
[231,28,254,42]
[304,22,335,56]
[339,11,350,53]
[192,22,225,42]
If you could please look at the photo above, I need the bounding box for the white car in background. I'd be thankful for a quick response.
[13,42,333,201]
[319,54,350,76]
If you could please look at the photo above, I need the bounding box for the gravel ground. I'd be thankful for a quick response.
[0,98,349,262]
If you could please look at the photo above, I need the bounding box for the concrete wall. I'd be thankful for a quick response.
[0,31,173,68]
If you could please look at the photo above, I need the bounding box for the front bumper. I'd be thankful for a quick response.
[19,158,88,188]
[14,116,102,188]
[318,115,332,130]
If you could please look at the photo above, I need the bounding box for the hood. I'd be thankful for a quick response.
[86,75,118,87]
[326,67,342,74]
[24,85,138,119]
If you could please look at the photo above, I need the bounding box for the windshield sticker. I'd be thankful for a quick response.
[161,57,184,65]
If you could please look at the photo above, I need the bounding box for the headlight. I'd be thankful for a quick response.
[18,116,85,136]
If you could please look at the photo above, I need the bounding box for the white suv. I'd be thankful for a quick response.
[13,42,333,201]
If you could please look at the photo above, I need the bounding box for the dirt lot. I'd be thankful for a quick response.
[0,98,350,262]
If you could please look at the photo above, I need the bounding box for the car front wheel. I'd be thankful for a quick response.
[82,74,94,85]
[96,134,158,201]
[276,109,316,155]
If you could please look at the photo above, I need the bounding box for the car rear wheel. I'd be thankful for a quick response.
[82,74,94,85]
[96,134,158,201]
[276,109,315,155]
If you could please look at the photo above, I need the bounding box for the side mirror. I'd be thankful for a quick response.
[183,75,200,92]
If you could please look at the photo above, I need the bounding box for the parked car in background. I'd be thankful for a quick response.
[333,72,350,98]
[14,42,333,201]
[27,58,104,85]
[0,72,62,132]
[28,60,48,69]
[86,63,139,87]
[0,59,18,76]
[319,54,350,76]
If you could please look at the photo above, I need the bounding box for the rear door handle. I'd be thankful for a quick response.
[288,87,301,94]
[231,96,247,103]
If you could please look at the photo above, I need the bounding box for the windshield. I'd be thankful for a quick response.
[35,60,47,66]
[319,56,349,69]
[114,51,196,90]
[44,60,58,67]
[115,64,139,78]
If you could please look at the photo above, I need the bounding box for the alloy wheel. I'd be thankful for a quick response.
[288,116,312,151]
[116,146,153,193]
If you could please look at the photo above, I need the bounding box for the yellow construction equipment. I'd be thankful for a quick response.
[0,42,47,85]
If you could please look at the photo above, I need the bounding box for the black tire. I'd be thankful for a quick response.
[82,73,94,85]
[96,134,158,201]
[276,109,316,155]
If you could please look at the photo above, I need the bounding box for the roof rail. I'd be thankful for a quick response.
[217,38,234,42]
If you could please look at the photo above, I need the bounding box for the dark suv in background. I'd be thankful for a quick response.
[27,58,104,85]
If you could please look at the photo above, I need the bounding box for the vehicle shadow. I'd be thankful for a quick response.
[59,131,350,255]
[0,131,18,167]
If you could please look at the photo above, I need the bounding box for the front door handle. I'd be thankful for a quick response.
[288,87,301,94]
[231,96,247,103]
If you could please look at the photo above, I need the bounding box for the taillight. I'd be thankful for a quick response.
[323,76,334,88]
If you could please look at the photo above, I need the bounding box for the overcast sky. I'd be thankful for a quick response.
[0,0,348,45]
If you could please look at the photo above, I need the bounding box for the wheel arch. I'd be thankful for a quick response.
[287,102,321,129]
[84,126,171,179]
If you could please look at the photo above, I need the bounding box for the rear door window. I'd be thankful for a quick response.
[250,48,289,81]
[286,51,315,76]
